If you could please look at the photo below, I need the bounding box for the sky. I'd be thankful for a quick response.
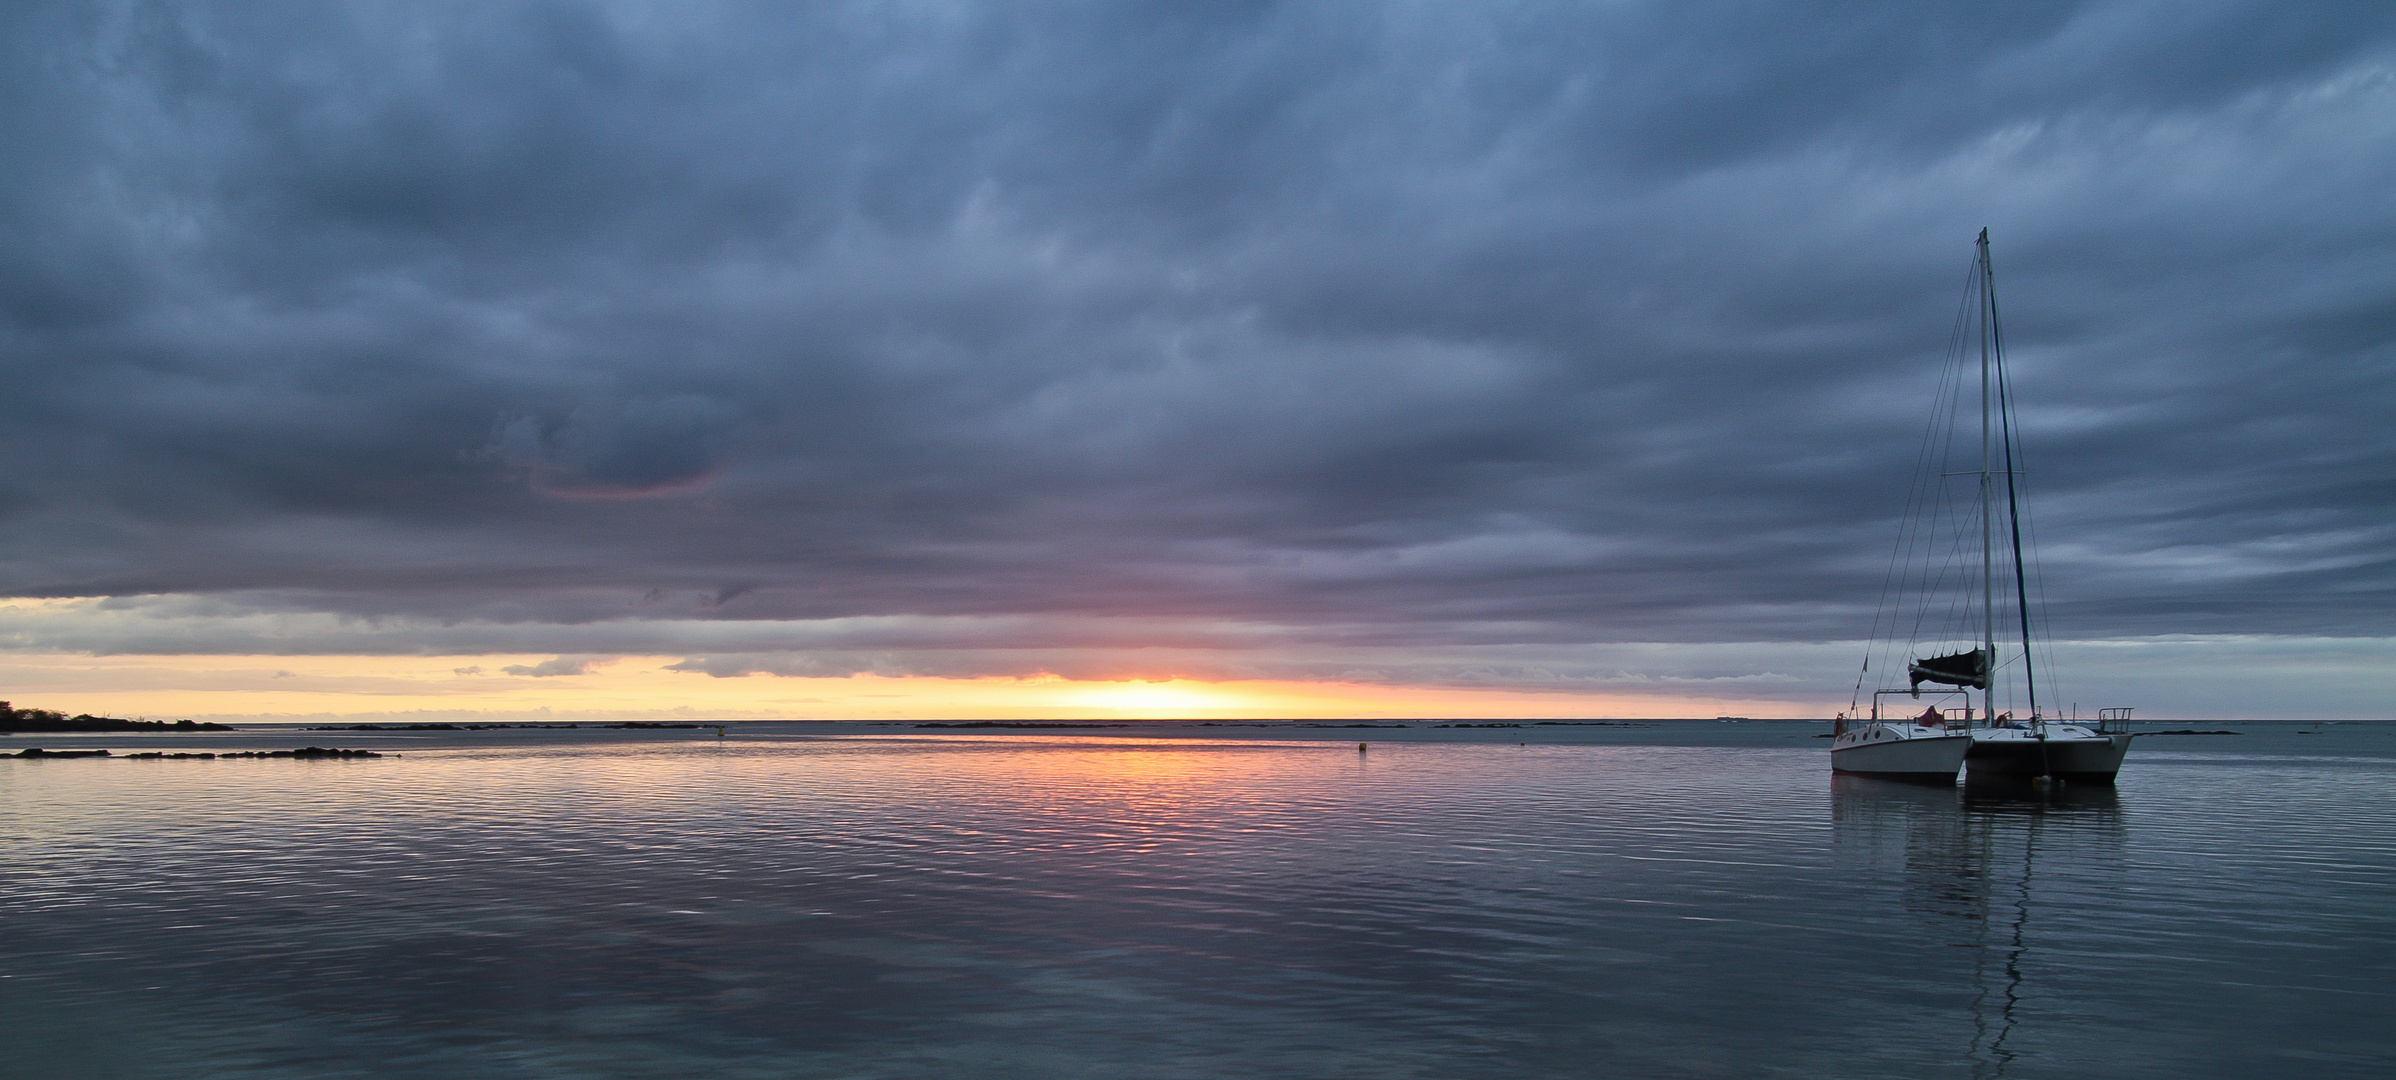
[3,1,2391,722]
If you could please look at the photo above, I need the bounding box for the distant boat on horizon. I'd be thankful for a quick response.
[1834,230,2133,784]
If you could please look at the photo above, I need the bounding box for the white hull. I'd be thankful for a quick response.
[1831,724,1971,782]
[1965,725,2133,782]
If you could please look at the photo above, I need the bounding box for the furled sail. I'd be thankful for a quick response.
[1908,649,1988,695]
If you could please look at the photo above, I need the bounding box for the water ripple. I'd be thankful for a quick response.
[3,736,2391,1078]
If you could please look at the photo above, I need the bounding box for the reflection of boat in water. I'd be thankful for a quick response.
[1832,775,2126,1077]
[1842,230,2134,784]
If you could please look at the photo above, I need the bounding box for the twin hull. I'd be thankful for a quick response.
[1830,725,2135,783]
[1830,726,1972,782]
[1962,730,2134,783]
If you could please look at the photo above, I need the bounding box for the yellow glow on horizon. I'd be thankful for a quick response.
[0,651,1813,722]
[1063,679,1256,716]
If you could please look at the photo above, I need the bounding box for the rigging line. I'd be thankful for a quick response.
[1903,289,1978,667]
[1874,443,1941,684]
[1987,234,2040,719]
[1905,489,1953,647]
[1866,260,1982,695]
[1934,533,1977,650]
[2023,490,2063,706]
[2006,403,2064,708]
[1874,247,1991,696]
[1911,522,1979,690]
[1915,492,1980,649]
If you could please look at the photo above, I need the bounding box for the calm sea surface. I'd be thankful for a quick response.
[4,721,2391,1078]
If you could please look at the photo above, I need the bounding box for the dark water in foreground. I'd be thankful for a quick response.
[3,722,2391,1078]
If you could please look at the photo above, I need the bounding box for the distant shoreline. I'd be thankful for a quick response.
[1,702,232,734]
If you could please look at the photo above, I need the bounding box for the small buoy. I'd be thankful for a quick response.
[1358,742,1368,753]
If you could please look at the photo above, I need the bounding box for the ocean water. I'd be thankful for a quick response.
[3,722,2391,1078]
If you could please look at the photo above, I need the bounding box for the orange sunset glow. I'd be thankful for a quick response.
[0,652,1805,723]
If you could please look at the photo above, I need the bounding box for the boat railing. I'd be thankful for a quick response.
[2096,707,2134,734]
[1858,688,1976,732]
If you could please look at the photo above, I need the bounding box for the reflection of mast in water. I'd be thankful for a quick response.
[1831,777,2123,1079]
[1961,784,2121,1079]
[1968,796,2036,1078]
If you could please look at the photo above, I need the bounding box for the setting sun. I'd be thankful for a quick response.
[1062,679,1248,716]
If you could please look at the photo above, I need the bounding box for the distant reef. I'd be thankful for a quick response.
[10,746,382,759]
[1,702,231,733]
[306,721,700,731]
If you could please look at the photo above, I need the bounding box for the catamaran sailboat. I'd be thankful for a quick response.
[1837,229,2134,783]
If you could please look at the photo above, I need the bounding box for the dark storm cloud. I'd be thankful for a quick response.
[2,2,2392,683]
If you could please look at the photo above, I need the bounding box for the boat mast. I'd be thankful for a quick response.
[1978,229,1997,725]
[1987,234,2041,721]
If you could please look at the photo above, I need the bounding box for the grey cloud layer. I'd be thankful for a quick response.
[3,2,2392,678]
[5,598,2389,718]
